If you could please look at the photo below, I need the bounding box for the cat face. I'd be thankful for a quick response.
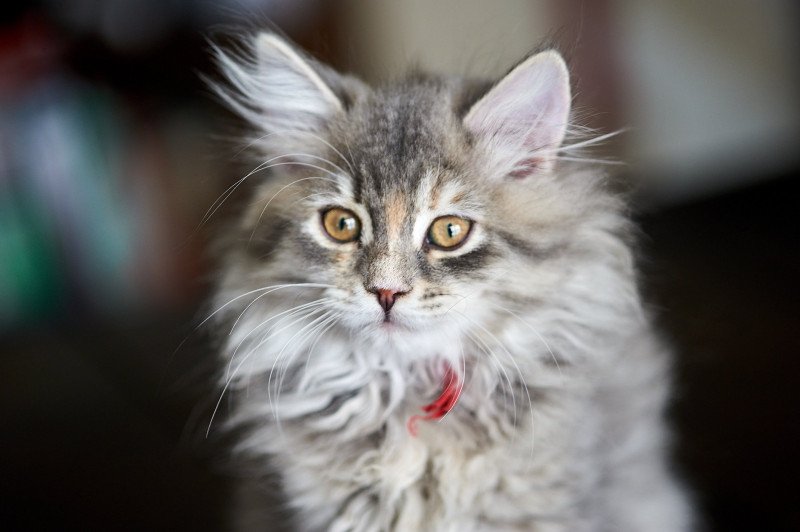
[213,34,618,353]
[241,96,494,339]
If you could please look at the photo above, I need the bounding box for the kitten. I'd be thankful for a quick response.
[208,32,694,531]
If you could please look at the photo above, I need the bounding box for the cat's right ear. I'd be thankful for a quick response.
[212,33,347,143]
[464,50,571,179]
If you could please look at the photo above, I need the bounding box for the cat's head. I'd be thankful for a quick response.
[213,33,629,358]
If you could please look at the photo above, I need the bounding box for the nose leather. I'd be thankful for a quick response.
[369,287,407,312]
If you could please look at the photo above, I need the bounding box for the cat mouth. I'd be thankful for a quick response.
[373,309,448,332]
[378,315,406,330]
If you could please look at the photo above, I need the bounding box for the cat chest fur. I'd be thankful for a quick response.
[235,340,597,530]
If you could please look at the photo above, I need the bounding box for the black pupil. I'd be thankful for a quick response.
[338,217,351,231]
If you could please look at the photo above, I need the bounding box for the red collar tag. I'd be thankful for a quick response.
[407,365,462,437]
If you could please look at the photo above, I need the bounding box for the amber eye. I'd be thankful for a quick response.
[427,216,472,250]
[321,207,361,243]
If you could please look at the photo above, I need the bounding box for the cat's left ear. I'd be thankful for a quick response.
[251,33,344,133]
[213,33,354,145]
[464,50,571,178]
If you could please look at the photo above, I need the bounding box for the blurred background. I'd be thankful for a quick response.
[1,0,797,530]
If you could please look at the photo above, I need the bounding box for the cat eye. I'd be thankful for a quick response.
[426,216,472,250]
[321,207,361,243]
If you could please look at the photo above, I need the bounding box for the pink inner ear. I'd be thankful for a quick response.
[508,156,543,179]
[464,51,571,178]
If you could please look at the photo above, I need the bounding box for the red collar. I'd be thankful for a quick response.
[407,364,463,436]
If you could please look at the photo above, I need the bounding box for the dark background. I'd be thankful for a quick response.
[1,1,798,530]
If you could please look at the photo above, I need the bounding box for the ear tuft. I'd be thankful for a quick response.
[212,32,343,147]
[465,50,571,178]
[254,33,343,120]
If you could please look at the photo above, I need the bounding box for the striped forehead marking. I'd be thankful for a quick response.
[385,191,406,244]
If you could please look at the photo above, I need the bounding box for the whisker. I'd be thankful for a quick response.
[227,298,333,379]
[457,321,516,427]
[248,175,338,244]
[206,305,326,437]
[302,312,341,377]
[210,282,332,324]
[551,129,625,154]
[453,309,536,457]
[234,128,355,177]
[276,311,340,407]
[293,132,356,176]
[267,310,334,429]
[292,191,336,206]
[264,160,346,181]
[556,156,626,166]
[191,154,348,246]
[230,286,329,335]
[342,136,357,179]
[275,310,336,388]
[173,282,333,360]
[480,300,564,382]
[198,154,298,228]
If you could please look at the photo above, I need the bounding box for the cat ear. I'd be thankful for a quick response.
[464,50,571,178]
[252,33,344,132]
[213,32,344,140]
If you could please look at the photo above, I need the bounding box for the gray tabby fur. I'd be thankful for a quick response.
[209,32,694,531]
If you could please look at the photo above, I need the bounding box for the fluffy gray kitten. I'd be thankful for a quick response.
[209,32,694,531]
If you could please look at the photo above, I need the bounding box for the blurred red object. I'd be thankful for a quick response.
[0,14,65,97]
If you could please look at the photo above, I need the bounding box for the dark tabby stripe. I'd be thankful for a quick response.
[497,230,566,261]
[246,218,291,259]
[438,243,497,275]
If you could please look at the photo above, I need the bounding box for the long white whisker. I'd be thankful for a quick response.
[276,311,339,403]
[195,154,348,241]
[263,161,345,181]
[276,310,336,388]
[480,300,564,382]
[293,191,335,206]
[302,313,341,377]
[199,154,298,227]
[551,129,625,154]
[268,310,334,430]
[458,322,516,426]
[294,132,356,176]
[248,175,337,244]
[234,128,355,177]
[229,284,329,335]
[281,153,351,179]
[556,156,626,166]
[173,283,334,360]
[206,283,332,327]
[240,306,327,375]
[241,304,328,395]
[206,305,326,437]
[453,309,536,460]
[227,298,333,379]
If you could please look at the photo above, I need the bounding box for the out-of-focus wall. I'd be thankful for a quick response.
[616,0,800,204]
[338,0,550,80]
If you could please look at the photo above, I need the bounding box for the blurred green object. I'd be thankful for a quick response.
[0,190,63,325]
[0,78,135,329]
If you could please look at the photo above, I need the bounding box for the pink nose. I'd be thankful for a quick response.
[369,287,408,313]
